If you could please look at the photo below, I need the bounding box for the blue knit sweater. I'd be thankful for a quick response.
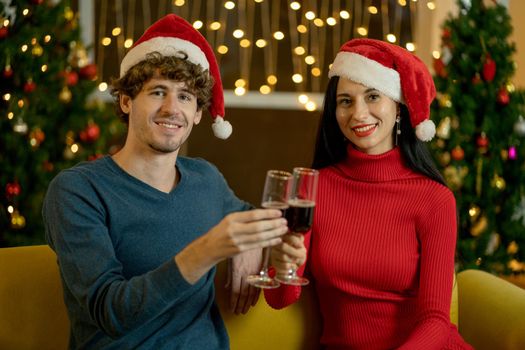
[43,155,251,349]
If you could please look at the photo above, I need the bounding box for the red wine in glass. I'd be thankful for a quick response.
[285,199,315,234]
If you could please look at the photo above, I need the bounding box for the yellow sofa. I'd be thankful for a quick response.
[1,245,524,350]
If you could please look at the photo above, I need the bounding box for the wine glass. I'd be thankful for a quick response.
[276,167,318,286]
[246,170,292,289]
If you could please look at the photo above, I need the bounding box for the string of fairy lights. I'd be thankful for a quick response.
[90,0,438,111]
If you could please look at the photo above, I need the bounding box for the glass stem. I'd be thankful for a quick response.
[260,247,271,275]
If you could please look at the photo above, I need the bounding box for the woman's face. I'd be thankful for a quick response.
[335,77,399,155]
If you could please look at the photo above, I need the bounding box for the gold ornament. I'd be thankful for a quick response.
[10,210,26,229]
[64,7,75,21]
[438,94,452,108]
[444,166,468,190]
[507,241,519,255]
[438,151,451,166]
[65,130,75,146]
[68,41,89,68]
[59,86,72,103]
[491,174,506,191]
[470,215,488,237]
[508,259,524,273]
[437,116,451,139]
[32,43,43,56]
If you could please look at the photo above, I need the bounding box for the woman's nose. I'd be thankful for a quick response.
[352,98,369,121]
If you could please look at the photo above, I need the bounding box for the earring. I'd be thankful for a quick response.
[395,116,401,146]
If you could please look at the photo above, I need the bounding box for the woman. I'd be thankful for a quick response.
[264,39,473,349]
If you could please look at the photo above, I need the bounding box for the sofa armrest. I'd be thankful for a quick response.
[457,269,525,350]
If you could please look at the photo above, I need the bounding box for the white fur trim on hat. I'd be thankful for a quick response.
[211,117,232,139]
[120,37,209,77]
[415,119,436,142]
[328,52,404,103]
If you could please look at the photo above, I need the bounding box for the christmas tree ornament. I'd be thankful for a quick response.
[61,69,79,86]
[514,115,525,136]
[491,174,506,190]
[5,182,21,197]
[511,196,525,226]
[435,139,446,149]
[443,165,468,190]
[451,145,465,161]
[507,259,524,273]
[484,232,500,255]
[29,127,45,147]
[0,26,8,39]
[441,46,452,65]
[507,241,519,255]
[13,118,28,134]
[482,54,496,81]
[10,210,26,229]
[470,215,488,236]
[438,93,452,108]
[3,64,13,78]
[68,41,89,68]
[438,151,451,166]
[508,146,517,160]
[476,132,489,153]
[79,63,97,80]
[433,58,447,78]
[496,87,510,105]
[31,42,43,56]
[42,160,54,172]
[64,6,74,21]
[23,79,36,93]
[59,86,72,103]
[79,122,100,143]
[31,0,44,4]
[500,149,508,160]
[437,116,451,139]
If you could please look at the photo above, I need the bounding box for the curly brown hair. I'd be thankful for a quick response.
[110,51,214,124]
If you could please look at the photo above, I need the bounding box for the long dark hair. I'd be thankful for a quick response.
[312,76,446,187]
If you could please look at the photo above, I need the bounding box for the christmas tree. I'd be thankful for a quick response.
[431,0,525,275]
[0,0,123,246]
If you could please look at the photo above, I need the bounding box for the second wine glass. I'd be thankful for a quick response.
[276,167,318,286]
[246,170,292,289]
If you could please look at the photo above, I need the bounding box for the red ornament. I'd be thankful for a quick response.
[6,182,21,197]
[31,0,44,4]
[476,133,489,148]
[451,146,465,161]
[442,28,451,40]
[79,64,98,80]
[65,71,79,86]
[3,65,13,78]
[24,80,36,93]
[497,87,510,105]
[0,26,8,39]
[433,58,447,78]
[80,123,100,143]
[482,54,496,82]
[472,73,482,85]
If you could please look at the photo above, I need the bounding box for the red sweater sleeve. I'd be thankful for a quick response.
[397,189,458,350]
[263,229,313,309]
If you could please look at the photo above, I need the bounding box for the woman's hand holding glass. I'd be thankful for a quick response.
[270,233,307,280]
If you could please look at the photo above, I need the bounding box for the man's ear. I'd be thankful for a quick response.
[193,109,203,125]
[120,95,132,114]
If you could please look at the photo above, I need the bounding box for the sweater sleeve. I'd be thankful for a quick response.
[43,170,196,338]
[263,228,313,309]
[397,188,458,350]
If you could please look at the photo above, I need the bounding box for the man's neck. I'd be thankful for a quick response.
[112,147,179,193]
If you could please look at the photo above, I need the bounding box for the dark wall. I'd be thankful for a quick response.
[186,108,320,206]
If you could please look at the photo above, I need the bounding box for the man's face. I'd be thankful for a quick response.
[119,75,202,155]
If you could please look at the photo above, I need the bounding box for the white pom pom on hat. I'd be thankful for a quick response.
[120,14,232,139]
[328,38,436,142]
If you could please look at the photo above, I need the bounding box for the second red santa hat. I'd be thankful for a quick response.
[120,14,232,139]
[328,38,436,142]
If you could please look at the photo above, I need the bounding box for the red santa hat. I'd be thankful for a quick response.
[120,14,232,139]
[328,38,436,142]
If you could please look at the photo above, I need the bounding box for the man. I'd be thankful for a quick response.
[42,14,287,349]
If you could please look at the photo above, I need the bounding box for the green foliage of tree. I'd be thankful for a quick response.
[430,0,525,274]
[0,0,124,246]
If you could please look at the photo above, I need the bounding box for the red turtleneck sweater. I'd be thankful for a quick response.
[265,146,473,350]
